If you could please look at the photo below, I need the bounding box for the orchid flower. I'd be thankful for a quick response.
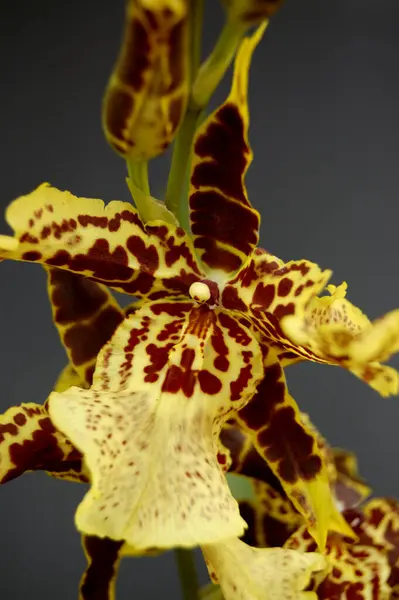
[214,418,397,599]
[2,2,399,599]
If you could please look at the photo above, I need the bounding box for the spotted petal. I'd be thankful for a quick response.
[223,252,331,357]
[0,183,202,296]
[286,508,393,600]
[48,298,263,549]
[235,348,352,549]
[0,403,87,483]
[189,25,262,277]
[202,537,326,600]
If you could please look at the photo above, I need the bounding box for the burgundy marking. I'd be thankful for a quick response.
[192,103,249,205]
[20,232,39,244]
[211,323,229,372]
[80,536,123,600]
[198,370,222,395]
[252,283,275,309]
[126,236,159,274]
[64,307,124,367]
[230,364,253,401]
[0,422,18,442]
[273,303,295,320]
[221,286,247,312]
[238,364,284,430]
[150,302,193,317]
[191,191,258,255]
[257,406,322,484]
[144,343,174,383]
[78,215,108,229]
[218,312,252,346]
[277,277,293,297]
[13,413,27,427]
[49,268,109,325]
[22,251,42,261]
[2,416,84,484]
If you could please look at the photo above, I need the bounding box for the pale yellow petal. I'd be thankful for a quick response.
[202,537,326,600]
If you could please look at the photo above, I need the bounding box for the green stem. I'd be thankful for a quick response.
[126,158,150,196]
[165,0,204,227]
[165,107,202,229]
[191,18,246,109]
[165,15,246,229]
[175,548,200,600]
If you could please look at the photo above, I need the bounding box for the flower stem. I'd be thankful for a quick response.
[126,158,150,196]
[165,13,246,230]
[191,18,246,109]
[165,0,204,229]
[175,548,200,600]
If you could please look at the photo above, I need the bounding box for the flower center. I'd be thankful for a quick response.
[189,281,211,303]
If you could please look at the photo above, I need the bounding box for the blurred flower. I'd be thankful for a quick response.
[103,0,190,160]
[221,0,285,27]
[219,419,396,599]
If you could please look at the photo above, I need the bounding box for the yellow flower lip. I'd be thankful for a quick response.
[189,281,212,303]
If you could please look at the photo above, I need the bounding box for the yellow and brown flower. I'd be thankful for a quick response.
[1,16,399,600]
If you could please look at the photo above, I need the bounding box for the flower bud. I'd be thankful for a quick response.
[103,0,189,160]
[221,0,285,27]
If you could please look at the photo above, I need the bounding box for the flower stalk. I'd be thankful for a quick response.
[175,548,200,600]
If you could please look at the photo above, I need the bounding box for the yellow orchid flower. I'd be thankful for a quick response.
[217,419,395,599]
[1,11,399,598]
[285,497,399,599]
[221,414,370,554]
[0,25,340,553]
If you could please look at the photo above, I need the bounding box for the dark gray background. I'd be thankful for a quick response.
[1,0,399,597]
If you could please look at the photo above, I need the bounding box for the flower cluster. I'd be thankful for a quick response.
[1,1,399,599]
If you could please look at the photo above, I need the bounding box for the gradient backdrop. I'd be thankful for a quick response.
[1,0,399,597]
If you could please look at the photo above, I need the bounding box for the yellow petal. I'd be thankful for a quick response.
[236,348,347,549]
[49,298,264,549]
[202,537,326,600]
[0,403,87,483]
[0,183,202,296]
[282,281,399,396]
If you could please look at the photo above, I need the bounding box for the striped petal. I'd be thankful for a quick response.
[235,348,351,549]
[47,268,125,384]
[48,298,263,549]
[0,403,87,483]
[0,183,202,296]
[202,537,326,600]
[189,25,262,277]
